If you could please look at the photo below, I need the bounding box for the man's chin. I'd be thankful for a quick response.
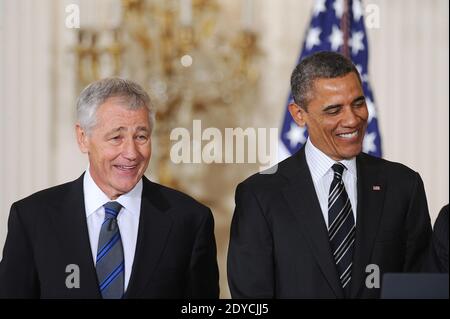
[112,179,140,195]
[336,144,363,159]
[344,148,363,159]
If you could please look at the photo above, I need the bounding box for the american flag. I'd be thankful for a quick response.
[279,0,382,159]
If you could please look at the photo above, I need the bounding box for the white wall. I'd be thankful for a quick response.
[369,0,449,222]
[0,0,54,251]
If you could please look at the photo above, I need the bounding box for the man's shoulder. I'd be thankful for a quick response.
[142,177,211,214]
[358,152,420,179]
[13,177,82,209]
[238,154,297,192]
[9,177,83,224]
[434,205,449,237]
[239,151,423,192]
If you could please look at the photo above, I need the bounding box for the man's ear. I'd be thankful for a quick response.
[76,124,89,154]
[288,102,307,127]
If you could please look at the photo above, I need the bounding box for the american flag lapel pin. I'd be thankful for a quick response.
[372,185,381,191]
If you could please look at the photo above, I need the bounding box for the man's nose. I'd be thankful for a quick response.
[122,138,138,160]
[341,106,359,127]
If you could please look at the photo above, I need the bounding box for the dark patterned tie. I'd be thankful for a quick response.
[328,163,356,295]
[96,201,124,299]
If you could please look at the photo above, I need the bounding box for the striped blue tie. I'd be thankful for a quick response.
[96,201,124,299]
[328,163,356,295]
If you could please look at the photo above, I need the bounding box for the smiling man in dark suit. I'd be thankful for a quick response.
[227,51,432,299]
[0,77,219,298]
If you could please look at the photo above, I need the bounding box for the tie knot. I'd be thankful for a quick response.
[103,201,122,219]
[332,163,346,180]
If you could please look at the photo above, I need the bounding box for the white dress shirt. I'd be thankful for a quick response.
[83,168,141,291]
[304,138,358,227]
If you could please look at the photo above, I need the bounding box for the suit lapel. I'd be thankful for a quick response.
[51,174,101,298]
[124,177,173,298]
[282,148,344,298]
[349,154,386,298]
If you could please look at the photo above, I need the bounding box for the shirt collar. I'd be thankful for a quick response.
[305,138,357,182]
[83,167,143,218]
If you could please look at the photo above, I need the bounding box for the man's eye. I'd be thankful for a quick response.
[353,99,366,107]
[326,108,340,115]
[137,135,148,141]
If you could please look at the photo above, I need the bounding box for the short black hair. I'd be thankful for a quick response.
[290,51,361,110]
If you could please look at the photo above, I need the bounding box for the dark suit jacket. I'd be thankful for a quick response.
[425,204,449,273]
[227,147,432,298]
[0,175,219,298]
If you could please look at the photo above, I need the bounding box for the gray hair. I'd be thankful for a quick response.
[290,51,362,111]
[76,77,155,134]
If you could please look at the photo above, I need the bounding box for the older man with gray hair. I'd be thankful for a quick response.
[0,77,219,299]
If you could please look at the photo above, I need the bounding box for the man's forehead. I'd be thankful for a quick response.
[312,74,363,94]
[94,109,151,133]
[108,125,150,132]
[96,102,149,119]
